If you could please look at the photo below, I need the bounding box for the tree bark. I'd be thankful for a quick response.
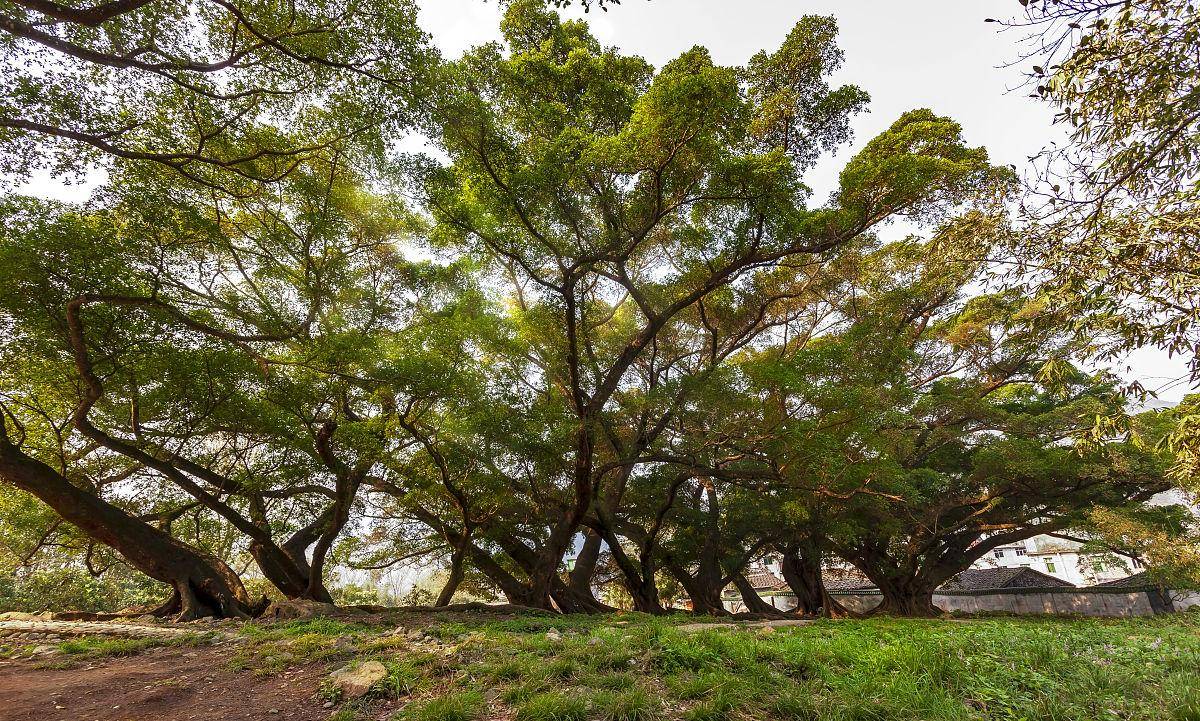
[665,557,728,615]
[436,542,467,607]
[869,584,942,617]
[595,523,665,614]
[568,529,602,597]
[0,431,256,619]
[731,573,784,616]
[779,543,851,617]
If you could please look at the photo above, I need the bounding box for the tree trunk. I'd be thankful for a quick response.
[550,578,615,614]
[467,542,539,606]
[870,586,942,617]
[665,557,728,615]
[623,571,665,614]
[249,541,331,602]
[779,544,851,617]
[731,574,784,616]
[569,529,602,596]
[596,524,665,614]
[437,543,467,607]
[0,433,256,619]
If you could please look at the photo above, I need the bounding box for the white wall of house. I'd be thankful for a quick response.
[972,490,1194,586]
[972,536,1145,586]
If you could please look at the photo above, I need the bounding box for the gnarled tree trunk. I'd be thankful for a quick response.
[731,573,784,616]
[779,543,851,617]
[869,582,942,617]
[0,431,257,620]
[436,541,468,607]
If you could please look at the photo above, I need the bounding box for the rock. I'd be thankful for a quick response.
[545,628,562,642]
[587,636,602,646]
[323,701,336,709]
[0,612,41,622]
[263,599,341,621]
[328,660,387,698]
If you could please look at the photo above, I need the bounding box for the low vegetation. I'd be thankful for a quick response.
[229,613,1200,721]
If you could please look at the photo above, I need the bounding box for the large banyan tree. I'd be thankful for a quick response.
[0,1,1185,618]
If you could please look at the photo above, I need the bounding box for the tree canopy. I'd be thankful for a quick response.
[0,0,1191,619]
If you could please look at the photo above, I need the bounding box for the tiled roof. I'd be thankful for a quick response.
[1090,572,1157,589]
[743,569,788,591]
[824,577,879,592]
[939,567,1074,592]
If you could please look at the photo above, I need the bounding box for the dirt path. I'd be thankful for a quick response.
[0,645,336,721]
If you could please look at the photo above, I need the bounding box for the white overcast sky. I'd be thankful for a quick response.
[16,0,1193,402]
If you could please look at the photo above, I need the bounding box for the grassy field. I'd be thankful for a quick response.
[229,612,1200,721]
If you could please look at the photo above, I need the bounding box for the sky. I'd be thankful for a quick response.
[16,0,1192,403]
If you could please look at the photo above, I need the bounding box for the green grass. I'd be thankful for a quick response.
[591,688,662,721]
[516,691,589,721]
[56,636,163,657]
[398,690,486,721]
[227,612,1200,721]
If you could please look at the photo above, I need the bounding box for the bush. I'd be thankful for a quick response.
[0,567,166,613]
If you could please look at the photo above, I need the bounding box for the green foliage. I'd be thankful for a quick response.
[0,0,433,194]
[0,566,165,614]
[1011,1,1200,483]
[0,0,1185,623]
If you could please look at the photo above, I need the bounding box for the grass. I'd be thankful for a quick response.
[471,614,1196,719]
[0,630,213,669]
[516,692,589,721]
[67,609,1190,721]
[56,636,165,657]
[399,690,486,721]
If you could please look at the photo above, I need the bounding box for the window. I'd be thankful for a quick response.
[1132,557,1145,570]
[1045,561,1057,573]
[993,550,1005,559]
[1014,548,1027,556]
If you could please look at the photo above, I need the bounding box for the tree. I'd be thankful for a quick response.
[0,153,468,611]
[417,0,998,609]
[789,238,1171,615]
[0,0,431,193]
[0,414,260,618]
[1005,1,1200,485]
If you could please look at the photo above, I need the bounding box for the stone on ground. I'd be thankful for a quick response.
[328,660,387,698]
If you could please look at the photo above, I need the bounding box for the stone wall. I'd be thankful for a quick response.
[826,587,1198,616]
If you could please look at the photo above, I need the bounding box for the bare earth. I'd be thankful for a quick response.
[0,645,337,721]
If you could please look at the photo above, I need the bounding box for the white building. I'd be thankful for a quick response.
[972,490,1191,586]
[972,536,1145,586]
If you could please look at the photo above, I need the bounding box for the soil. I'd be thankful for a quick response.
[0,644,359,721]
